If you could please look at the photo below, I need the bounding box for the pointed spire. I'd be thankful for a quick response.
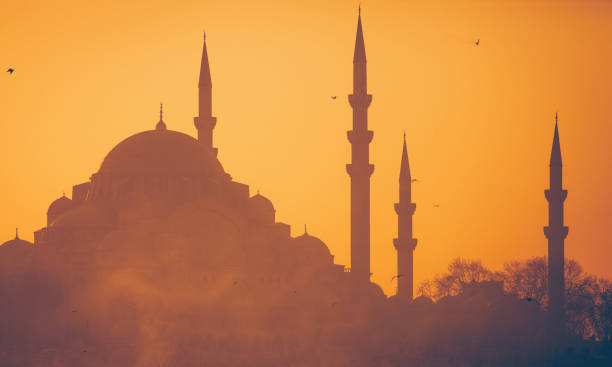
[199,32,212,87]
[550,113,562,166]
[304,224,308,235]
[15,228,18,239]
[353,6,366,63]
[400,133,411,180]
[156,102,167,130]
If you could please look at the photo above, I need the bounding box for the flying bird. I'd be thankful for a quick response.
[475,39,480,46]
[411,178,419,183]
[433,204,440,208]
[7,68,14,74]
[391,274,405,281]
[331,96,337,100]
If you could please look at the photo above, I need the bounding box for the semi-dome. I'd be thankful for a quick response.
[97,129,226,177]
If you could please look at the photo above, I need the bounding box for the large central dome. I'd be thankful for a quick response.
[87,129,231,203]
[98,129,226,177]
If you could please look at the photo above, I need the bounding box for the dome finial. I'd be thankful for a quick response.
[156,102,167,130]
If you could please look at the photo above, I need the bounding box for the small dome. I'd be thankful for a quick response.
[248,193,275,224]
[1,230,34,250]
[412,295,435,307]
[48,195,72,214]
[47,195,73,226]
[249,193,275,213]
[292,231,333,265]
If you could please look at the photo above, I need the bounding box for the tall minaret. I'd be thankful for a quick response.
[393,134,417,299]
[194,33,217,154]
[544,113,568,332]
[346,7,374,282]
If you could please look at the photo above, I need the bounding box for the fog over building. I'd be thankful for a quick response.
[0,8,588,367]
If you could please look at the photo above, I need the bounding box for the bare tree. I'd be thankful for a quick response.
[426,258,498,300]
[502,257,547,306]
[421,256,612,340]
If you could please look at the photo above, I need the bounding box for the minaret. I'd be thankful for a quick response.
[544,113,568,332]
[194,33,217,154]
[393,134,417,299]
[346,7,374,282]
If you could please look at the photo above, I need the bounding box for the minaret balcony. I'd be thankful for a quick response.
[346,163,374,177]
[394,202,416,215]
[393,238,417,251]
[347,130,374,144]
[543,226,569,239]
[194,116,217,131]
[544,189,567,202]
[348,94,372,108]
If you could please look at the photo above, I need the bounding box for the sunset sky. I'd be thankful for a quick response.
[1,0,611,295]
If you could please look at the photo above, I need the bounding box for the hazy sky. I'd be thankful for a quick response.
[1,0,611,295]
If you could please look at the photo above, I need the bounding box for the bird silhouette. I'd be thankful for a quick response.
[7,68,14,74]
[475,39,480,46]
[433,204,440,208]
[391,274,405,281]
[411,178,419,183]
[331,96,337,100]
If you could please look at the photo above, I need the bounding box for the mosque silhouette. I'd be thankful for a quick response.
[0,9,574,367]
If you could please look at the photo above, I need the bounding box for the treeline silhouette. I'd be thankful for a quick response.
[417,257,612,341]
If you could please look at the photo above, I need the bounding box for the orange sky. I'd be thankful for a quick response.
[1,0,611,295]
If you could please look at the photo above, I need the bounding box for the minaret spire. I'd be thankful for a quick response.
[400,133,410,181]
[544,113,568,335]
[194,33,217,154]
[394,134,417,299]
[550,113,562,168]
[346,7,374,282]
